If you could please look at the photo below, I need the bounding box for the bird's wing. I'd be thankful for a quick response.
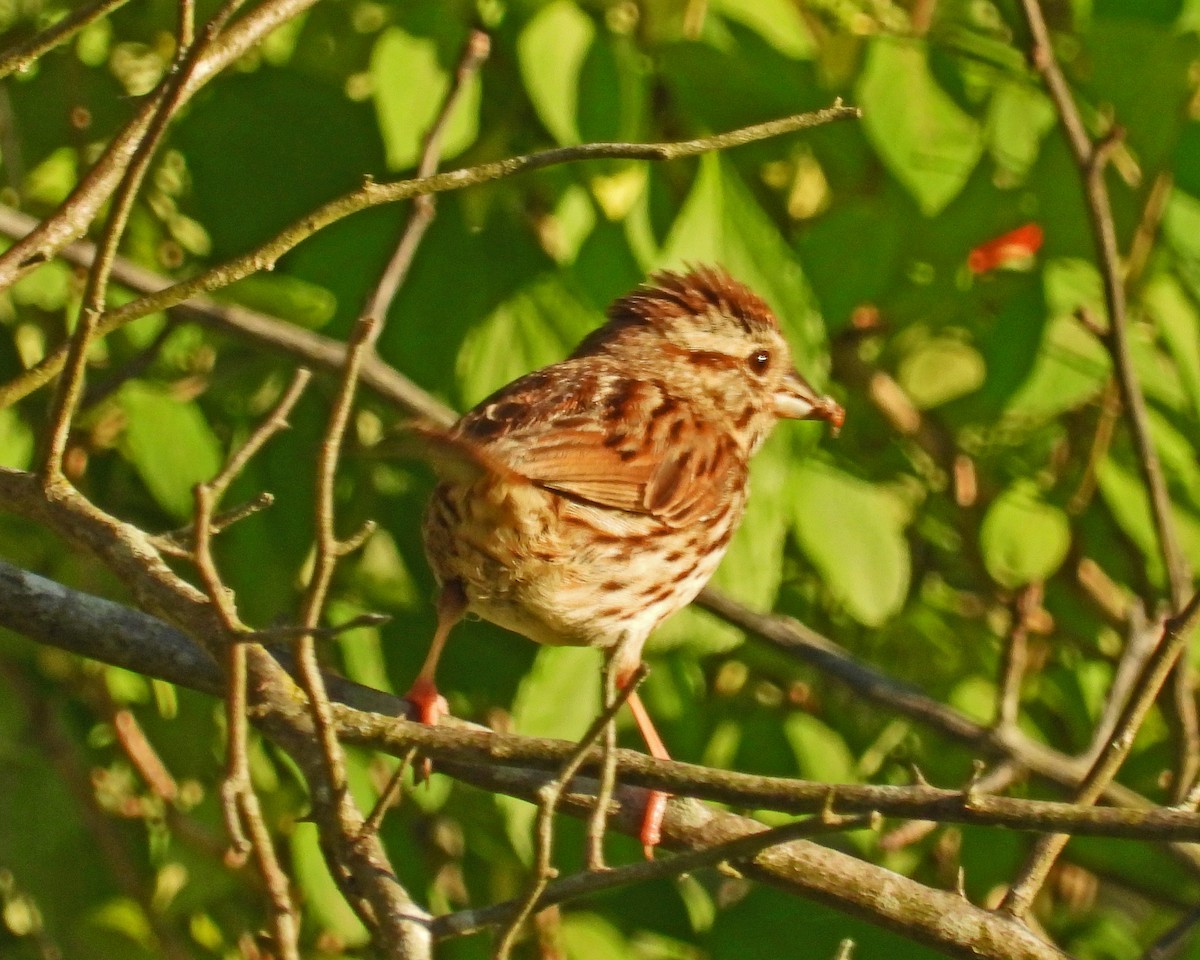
[452,363,746,527]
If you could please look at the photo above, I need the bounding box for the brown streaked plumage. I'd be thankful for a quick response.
[407,266,843,852]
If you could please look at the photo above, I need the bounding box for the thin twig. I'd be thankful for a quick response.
[0,0,324,291]
[294,318,379,805]
[1000,1,1199,904]
[1086,605,1162,764]
[493,669,647,959]
[439,809,876,940]
[151,491,276,556]
[996,584,1042,731]
[1000,590,1200,917]
[3,103,860,404]
[0,0,134,79]
[1127,171,1174,290]
[1020,0,1189,606]
[361,747,419,837]
[250,614,391,643]
[35,2,223,484]
[586,655,624,869]
[0,203,454,421]
[362,28,490,325]
[1067,376,1120,515]
[1142,903,1200,960]
[191,368,310,960]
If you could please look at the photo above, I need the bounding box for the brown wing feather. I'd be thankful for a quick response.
[452,359,746,527]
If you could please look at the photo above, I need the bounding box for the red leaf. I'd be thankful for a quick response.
[967,223,1044,274]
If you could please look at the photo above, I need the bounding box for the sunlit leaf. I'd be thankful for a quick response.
[1099,458,1200,586]
[118,383,224,521]
[662,153,829,376]
[791,462,911,626]
[857,37,984,215]
[518,0,594,146]
[784,712,856,783]
[1143,271,1200,421]
[897,335,986,409]
[84,898,153,947]
[23,147,78,206]
[291,823,370,946]
[221,273,337,329]
[984,80,1056,182]
[502,645,603,862]
[561,912,632,960]
[980,482,1070,588]
[0,408,33,470]
[949,675,997,725]
[371,27,481,170]
[12,261,72,311]
[1004,316,1110,419]
[456,275,601,408]
[711,0,815,58]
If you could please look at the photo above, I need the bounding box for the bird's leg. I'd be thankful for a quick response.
[405,579,467,726]
[618,667,671,858]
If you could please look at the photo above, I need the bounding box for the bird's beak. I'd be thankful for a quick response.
[774,370,844,435]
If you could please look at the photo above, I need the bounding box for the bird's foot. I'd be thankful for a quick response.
[403,676,449,782]
[640,790,668,859]
[404,676,449,726]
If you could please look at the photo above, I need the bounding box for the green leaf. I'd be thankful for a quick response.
[12,260,72,311]
[502,645,603,862]
[0,407,33,470]
[1044,257,1106,320]
[518,1,594,146]
[1143,271,1200,422]
[455,275,601,408]
[856,37,984,215]
[662,153,829,377]
[511,646,602,741]
[1098,457,1200,585]
[711,0,816,58]
[370,27,481,170]
[784,712,856,783]
[23,146,78,206]
[897,335,986,409]
[119,382,223,521]
[791,462,911,627]
[85,898,154,948]
[561,913,631,960]
[291,822,370,946]
[1004,260,1112,420]
[979,482,1070,588]
[949,675,998,725]
[984,80,1057,183]
[220,273,337,329]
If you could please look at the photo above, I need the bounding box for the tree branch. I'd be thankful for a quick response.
[0,102,859,406]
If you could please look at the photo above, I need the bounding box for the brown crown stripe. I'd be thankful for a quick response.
[605,266,780,338]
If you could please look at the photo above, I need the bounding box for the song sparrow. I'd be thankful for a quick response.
[406,266,843,851]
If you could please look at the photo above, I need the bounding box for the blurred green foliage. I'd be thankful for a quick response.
[2,0,1200,957]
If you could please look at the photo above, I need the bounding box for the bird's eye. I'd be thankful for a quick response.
[747,350,771,374]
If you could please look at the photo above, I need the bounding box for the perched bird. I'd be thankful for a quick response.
[406,266,843,851]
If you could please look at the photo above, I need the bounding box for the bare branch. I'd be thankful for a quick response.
[2,103,860,403]
[0,0,325,290]
[0,0,134,79]
[1001,590,1200,916]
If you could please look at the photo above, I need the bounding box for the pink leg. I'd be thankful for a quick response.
[404,581,467,725]
[618,671,671,858]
